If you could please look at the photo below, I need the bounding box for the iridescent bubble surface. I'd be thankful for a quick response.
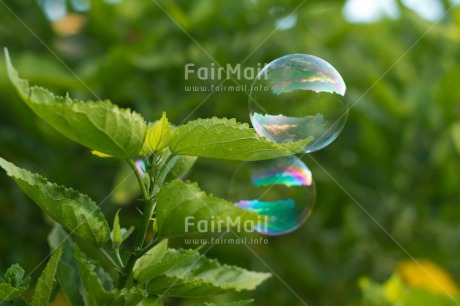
[228,156,315,236]
[136,159,146,178]
[249,54,348,153]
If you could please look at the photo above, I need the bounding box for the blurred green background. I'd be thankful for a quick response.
[1,0,460,305]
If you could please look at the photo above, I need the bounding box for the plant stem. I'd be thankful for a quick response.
[128,159,149,203]
[157,154,174,185]
[137,235,159,257]
[117,159,155,288]
[99,247,122,272]
[114,248,125,268]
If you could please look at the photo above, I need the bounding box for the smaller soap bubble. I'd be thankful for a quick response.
[228,156,315,236]
[249,54,348,153]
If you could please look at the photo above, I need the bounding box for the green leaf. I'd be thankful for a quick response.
[3,264,27,288]
[141,112,172,155]
[121,227,135,242]
[147,252,271,297]
[164,155,197,182]
[0,264,30,301]
[156,180,261,238]
[57,263,84,306]
[112,210,123,247]
[196,299,254,306]
[74,246,147,306]
[96,266,115,291]
[111,210,135,249]
[30,245,63,306]
[5,49,147,159]
[48,224,84,306]
[134,240,201,284]
[133,239,168,281]
[168,117,311,161]
[0,157,110,246]
[0,283,24,302]
[136,297,163,306]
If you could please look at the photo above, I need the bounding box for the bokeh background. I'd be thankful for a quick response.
[1,0,460,305]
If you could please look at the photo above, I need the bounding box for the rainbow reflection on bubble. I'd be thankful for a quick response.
[251,158,312,187]
[235,199,297,234]
[230,156,315,236]
[270,61,346,96]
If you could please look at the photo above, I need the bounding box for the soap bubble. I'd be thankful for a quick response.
[228,156,315,236]
[249,54,348,153]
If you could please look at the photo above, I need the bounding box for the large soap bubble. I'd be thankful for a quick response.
[249,54,348,153]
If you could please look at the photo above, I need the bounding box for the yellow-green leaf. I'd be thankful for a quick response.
[141,112,172,155]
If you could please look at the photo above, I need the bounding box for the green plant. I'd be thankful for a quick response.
[0,49,311,306]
